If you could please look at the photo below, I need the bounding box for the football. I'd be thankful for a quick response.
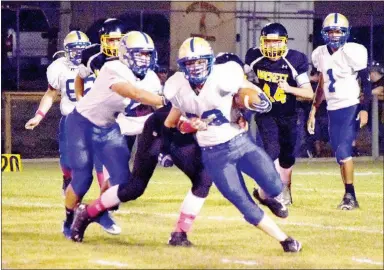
[233,87,261,109]
[177,116,198,134]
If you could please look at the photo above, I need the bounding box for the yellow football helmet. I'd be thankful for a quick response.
[321,13,350,49]
[177,37,214,85]
[63,31,91,65]
[118,31,157,77]
[99,18,128,57]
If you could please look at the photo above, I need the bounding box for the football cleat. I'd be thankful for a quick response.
[337,193,359,210]
[62,220,72,239]
[70,204,93,242]
[253,188,289,218]
[168,232,193,247]
[95,211,121,235]
[280,237,302,252]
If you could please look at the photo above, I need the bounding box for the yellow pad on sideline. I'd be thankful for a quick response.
[1,154,22,172]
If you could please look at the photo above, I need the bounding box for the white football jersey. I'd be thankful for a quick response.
[312,42,368,110]
[164,61,245,147]
[46,57,95,116]
[76,60,161,127]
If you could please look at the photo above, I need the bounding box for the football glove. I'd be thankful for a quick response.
[252,92,272,113]
[158,152,174,167]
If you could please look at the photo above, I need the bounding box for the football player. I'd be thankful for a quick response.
[23,31,115,237]
[66,52,277,246]
[62,31,165,241]
[245,23,314,206]
[162,37,301,252]
[307,13,371,210]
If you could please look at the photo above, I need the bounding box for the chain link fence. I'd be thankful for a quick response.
[1,1,383,158]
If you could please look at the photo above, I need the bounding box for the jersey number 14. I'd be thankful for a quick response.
[263,83,287,104]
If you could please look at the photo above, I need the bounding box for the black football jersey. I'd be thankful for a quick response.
[81,44,117,77]
[245,48,309,116]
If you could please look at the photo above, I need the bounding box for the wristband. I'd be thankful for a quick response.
[35,110,46,118]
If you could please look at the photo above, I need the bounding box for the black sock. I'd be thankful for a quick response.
[65,207,74,224]
[345,184,356,199]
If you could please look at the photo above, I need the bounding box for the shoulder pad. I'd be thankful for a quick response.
[245,47,262,65]
[81,44,101,66]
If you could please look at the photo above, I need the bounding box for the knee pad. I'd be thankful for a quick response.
[279,155,295,169]
[244,205,265,225]
[336,143,353,165]
[117,180,147,202]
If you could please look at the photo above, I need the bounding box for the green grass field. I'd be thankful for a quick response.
[2,159,383,269]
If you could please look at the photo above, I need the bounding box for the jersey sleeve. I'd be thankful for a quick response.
[344,43,368,72]
[103,61,135,88]
[79,44,101,78]
[163,72,183,109]
[46,59,63,91]
[295,52,309,76]
[245,47,262,66]
[78,64,91,79]
[311,47,321,70]
[217,61,245,94]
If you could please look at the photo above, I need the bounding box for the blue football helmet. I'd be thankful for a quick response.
[321,13,350,49]
[118,31,157,77]
[177,37,214,85]
[63,31,91,65]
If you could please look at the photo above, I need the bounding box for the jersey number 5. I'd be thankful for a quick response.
[263,83,287,104]
[327,69,336,93]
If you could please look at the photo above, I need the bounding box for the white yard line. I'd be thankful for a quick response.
[294,171,382,176]
[92,260,129,268]
[221,258,259,266]
[294,188,383,197]
[352,257,383,266]
[3,201,383,234]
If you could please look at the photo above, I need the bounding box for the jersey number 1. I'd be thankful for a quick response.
[327,69,336,93]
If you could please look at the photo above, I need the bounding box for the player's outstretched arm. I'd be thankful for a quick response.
[278,80,314,100]
[307,73,324,134]
[111,81,166,107]
[74,74,85,101]
[25,85,58,130]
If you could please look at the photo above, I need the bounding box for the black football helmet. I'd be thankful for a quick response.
[260,23,288,60]
[370,60,384,74]
[215,52,244,67]
[99,18,128,57]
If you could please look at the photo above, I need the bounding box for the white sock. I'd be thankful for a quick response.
[100,185,121,208]
[180,190,206,215]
